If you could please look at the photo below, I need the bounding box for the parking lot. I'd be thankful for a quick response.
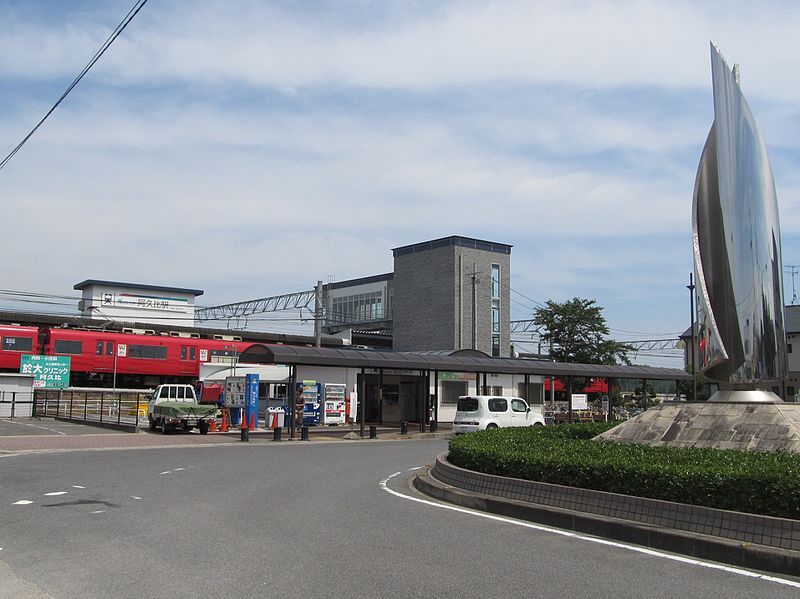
[0,418,128,437]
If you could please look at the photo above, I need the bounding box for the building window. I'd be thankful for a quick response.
[787,386,795,398]
[789,343,793,354]
[491,264,500,299]
[441,380,469,404]
[491,335,500,357]
[3,336,33,352]
[330,291,385,324]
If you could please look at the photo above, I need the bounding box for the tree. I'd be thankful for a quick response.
[533,297,632,392]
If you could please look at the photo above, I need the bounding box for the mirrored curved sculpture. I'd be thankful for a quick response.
[692,42,786,399]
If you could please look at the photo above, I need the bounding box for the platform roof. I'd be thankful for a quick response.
[239,345,691,380]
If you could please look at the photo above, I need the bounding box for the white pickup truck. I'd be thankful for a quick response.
[147,384,217,434]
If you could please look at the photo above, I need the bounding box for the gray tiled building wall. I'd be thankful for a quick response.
[393,245,511,355]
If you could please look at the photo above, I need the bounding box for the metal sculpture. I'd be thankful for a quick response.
[692,43,786,399]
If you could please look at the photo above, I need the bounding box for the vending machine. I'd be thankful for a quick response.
[323,383,347,425]
[300,380,321,426]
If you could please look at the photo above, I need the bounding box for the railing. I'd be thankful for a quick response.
[0,391,35,419]
[33,388,153,428]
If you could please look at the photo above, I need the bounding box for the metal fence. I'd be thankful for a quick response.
[33,388,153,428]
[0,391,35,419]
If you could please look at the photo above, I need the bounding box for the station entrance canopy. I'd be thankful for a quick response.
[238,344,691,381]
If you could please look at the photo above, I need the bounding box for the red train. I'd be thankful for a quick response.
[0,324,254,388]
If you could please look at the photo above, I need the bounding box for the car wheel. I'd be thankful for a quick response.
[148,416,156,431]
[532,422,544,427]
[162,421,171,435]
[485,423,498,430]
[198,422,209,435]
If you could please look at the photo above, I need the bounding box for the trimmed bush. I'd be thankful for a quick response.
[447,424,800,519]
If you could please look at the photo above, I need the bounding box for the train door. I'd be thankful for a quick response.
[179,345,198,376]
[93,339,116,374]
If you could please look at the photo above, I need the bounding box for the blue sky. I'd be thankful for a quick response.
[2,1,799,366]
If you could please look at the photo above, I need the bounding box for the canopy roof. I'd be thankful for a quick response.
[239,345,691,381]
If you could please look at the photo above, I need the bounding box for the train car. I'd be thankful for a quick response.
[0,324,40,371]
[43,328,255,388]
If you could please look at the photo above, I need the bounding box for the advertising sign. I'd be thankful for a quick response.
[245,373,259,429]
[224,376,246,407]
[20,355,71,389]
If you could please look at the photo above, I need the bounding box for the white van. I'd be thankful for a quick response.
[452,395,545,433]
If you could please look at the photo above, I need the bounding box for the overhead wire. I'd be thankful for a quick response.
[0,0,150,171]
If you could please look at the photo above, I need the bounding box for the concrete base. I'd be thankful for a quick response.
[596,402,800,453]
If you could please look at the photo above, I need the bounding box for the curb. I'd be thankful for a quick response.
[413,468,800,577]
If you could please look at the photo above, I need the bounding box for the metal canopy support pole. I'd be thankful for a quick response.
[642,378,647,410]
[475,372,480,395]
[524,374,530,402]
[607,378,614,420]
[433,371,439,432]
[359,367,365,438]
[567,376,573,423]
[419,371,426,433]
[378,368,384,426]
[289,365,296,440]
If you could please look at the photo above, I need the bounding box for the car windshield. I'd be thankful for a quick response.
[456,397,479,412]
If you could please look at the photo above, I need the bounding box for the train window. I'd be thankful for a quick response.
[128,344,167,360]
[54,340,83,355]
[180,347,187,360]
[2,336,33,352]
[96,341,104,356]
[190,347,196,360]
[106,342,114,356]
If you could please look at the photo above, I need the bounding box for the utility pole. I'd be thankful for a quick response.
[687,273,697,402]
[314,280,323,347]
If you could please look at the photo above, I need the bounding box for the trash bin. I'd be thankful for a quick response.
[266,407,285,429]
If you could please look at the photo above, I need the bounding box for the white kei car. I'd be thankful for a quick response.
[452,395,545,433]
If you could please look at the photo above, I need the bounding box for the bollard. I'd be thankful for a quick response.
[273,426,282,442]
[400,421,408,435]
[369,425,377,439]
[301,426,309,441]
[240,427,250,442]
[429,420,438,433]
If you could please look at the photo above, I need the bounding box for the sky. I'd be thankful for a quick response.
[1,0,799,367]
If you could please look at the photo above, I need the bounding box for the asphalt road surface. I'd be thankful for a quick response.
[1,439,798,598]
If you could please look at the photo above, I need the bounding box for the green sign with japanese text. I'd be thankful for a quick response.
[20,355,71,389]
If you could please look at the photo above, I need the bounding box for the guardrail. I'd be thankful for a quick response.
[0,391,34,419]
[33,388,153,428]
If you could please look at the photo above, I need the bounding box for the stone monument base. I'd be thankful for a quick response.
[595,402,800,453]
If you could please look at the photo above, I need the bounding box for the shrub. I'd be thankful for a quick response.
[447,424,800,519]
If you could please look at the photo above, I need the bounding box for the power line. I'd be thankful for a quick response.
[0,0,150,171]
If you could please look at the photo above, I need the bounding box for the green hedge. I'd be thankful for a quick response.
[447,424,800,519]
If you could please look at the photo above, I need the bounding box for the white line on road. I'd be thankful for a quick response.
[2,420,67,435]
[72,485,85,489]
[12,500,33,506]
[44,491,67,496]
[379,471,800,591]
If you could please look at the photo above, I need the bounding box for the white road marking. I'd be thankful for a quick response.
[380,471,800,591]
[44,491,67,496]
[72,485,85,489]
[131,496,142,500]
[2,420,66,435]
[158,471,170,476]
[173,468,185,472]
[90,510,105,514]
[12,500,33,505]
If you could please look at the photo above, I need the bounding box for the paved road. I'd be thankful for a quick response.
[0,440,798,599]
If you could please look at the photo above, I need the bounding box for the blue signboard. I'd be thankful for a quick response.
[245,373,259,429]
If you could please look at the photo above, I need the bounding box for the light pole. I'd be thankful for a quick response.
[687,273,697,402]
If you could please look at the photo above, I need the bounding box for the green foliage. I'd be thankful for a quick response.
[448,425,800,519]
[533,298,632,392]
